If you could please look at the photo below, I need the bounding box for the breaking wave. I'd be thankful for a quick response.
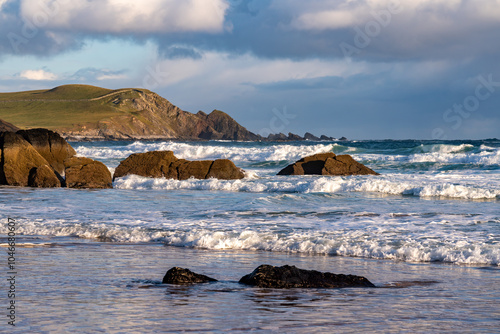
[113,173,500,200]
[3,219,498,266]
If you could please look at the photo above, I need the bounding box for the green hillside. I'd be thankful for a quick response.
[0,84,150,129]
[0,84,260,141]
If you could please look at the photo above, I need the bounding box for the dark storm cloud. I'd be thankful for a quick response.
[151,0,500,63]
[2,0,500,63]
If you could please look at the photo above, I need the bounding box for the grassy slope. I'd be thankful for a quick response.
[0,84,146,129]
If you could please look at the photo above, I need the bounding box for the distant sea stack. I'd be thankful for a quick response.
[0,85,341,142]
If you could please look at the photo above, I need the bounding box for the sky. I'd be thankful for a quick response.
[0,0,499,140]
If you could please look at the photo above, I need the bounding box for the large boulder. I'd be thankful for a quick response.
[0,132,60,187]
[28,164,62,188]
[206,159,245,180]
[64,157,112,189]
[17,128,76,175]
[113,151,177,179]
[162,267,217,284]
[113,151,245,180]
[277,153,378,176]
[239,265,375,289]
[177,160,213,180]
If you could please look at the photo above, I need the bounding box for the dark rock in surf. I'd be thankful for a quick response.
[114,150,177,180]
[277,153,378,176]
[64,157,112,189]
[113,151,244,181]
[162,267,218,284]
[239,264,375,289]
[206,159,246,180]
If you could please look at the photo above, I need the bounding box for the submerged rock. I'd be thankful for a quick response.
[239,265,375,289]
[64,157,112,189]
[277,153,378,176]
[113,151,244,180]
[162,267,218,284]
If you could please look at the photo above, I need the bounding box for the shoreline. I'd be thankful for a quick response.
[5,238,500,332]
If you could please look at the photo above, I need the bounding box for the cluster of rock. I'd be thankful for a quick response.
[112,151,379,181]
[0,126,248,189]
[113,151,245,181]
[162,265,375,289]
[0,128,112,189]
[277,152,379,176]
[1,122,378,189]
[265,132,346,142]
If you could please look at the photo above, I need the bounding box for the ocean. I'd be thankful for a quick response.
[1,139,499,333]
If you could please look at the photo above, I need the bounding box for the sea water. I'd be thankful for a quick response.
[1,139,499,333]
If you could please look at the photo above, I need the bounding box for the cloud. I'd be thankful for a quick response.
[19,69,57,80]
[2,0,500,63]
[143,0,500,64]
[0,0,9,10]
[71,68,128,81]
[284,0,500,31]
[20,0,229,34]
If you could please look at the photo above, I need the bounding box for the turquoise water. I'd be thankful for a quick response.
[1,139,499,332]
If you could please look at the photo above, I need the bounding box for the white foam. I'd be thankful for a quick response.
[356,147,500,166]
[75,141,338,162]
[114,173,500,200]
[5,219,498,266]
[414,143,474,154]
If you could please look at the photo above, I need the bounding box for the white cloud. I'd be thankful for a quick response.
[20,0,229,33]
[145,51,370,87]
[287,0,500,31]
[96,74,127,81]
[19,69,57,80]
[137,51,382,107]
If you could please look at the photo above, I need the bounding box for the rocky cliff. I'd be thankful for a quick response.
[0,119,19,132]
[0,85,340,141]
[58,89,263,140]
[0,85,261,141]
